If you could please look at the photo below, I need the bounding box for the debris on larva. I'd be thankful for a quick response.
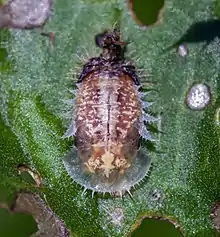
[63,24,154,195]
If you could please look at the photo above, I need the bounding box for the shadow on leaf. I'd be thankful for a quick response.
[164,19,220,52]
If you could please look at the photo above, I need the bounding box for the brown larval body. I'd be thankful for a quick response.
[75,72,142,185]
[63,26,153,194]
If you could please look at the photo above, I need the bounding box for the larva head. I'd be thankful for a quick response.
[97,25,126,61]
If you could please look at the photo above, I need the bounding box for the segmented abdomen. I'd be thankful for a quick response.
[75,72,142,184]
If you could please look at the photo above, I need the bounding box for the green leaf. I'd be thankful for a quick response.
[0,0,220,236]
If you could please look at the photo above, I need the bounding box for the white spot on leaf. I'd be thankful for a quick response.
[186,83,211,110]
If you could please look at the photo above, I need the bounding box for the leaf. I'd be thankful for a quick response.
[0,0,220,236]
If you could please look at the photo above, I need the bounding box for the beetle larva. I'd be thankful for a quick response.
[63,26,154,195]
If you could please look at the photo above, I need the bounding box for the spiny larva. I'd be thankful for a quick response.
[63,25,154,196]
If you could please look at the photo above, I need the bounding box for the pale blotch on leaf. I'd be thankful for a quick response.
[109,208,124,226]
[215,107,220,126]
[100,205,124,226]
[6,192,70,237]
[177,44,188,57]
[17,164,43,188]
[186,83,211,110]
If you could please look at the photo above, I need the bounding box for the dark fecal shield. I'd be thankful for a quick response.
[63,26,152,194]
